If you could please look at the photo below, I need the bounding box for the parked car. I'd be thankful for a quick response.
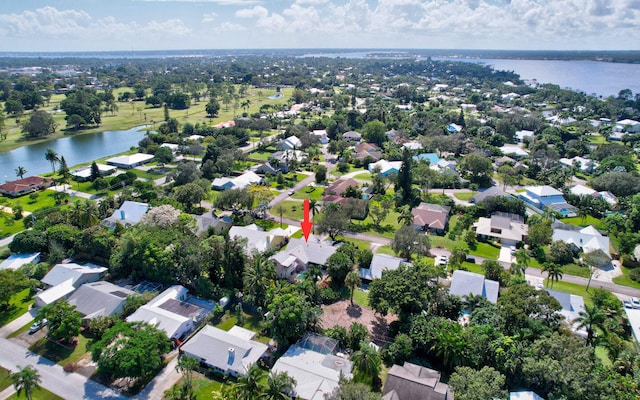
[29,318,47,334]
[466,256,476,263]
[288,190,295,196]
[631,297,640,309]
[436,256,448,266]
[624,300,633,309]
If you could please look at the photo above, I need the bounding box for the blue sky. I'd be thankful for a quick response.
[0,0,639,52]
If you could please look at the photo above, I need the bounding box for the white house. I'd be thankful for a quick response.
[180,325,268,377]
[66,281,135,320]
[102,201,150,228]
[126,285,205,340]
[105,153,154,169]
[614,118,640,133]
[312,130,329,144]
[546,289,587,338]
[35,262,108,307]
[359,254,407,282]
[228,224,287,254]
[368,159,402,177]
[278,135,303,150]
[0,253,40,271]
[552,225,611,265]
[474,214,528,246]
[449,270,499,304]
[212,171,263,191]
[270,237,337,281]
[499,144,529,158]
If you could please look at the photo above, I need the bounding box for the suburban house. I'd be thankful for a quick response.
[71,164,117,182]
[474,213,528,246]
[472,186,511,204]
[519,185,576,217]
[342,131,362,143]
[102,200,150,228]
[385,129,400,141]
[35,262,108,307]
[382,362,454,400]
[449,270,499,304]
[499,144,529,159]
[0,252,40,271]
[269,149,306,171]
[312,129,329,144]
[160,142,180,155]
[278,135,302,150]
[66,281,135,321]
[272,334,353,400]
[228,224,287,254]
[126,285,206,340]
[0,176,53,198]
[368,159,402,177]
[614,118,640,133]
[551,224,611,266]
[180,325,268,377]
[354,143,382,162]
[193,214,232,235]
[546,289,587,338]
[559,156,598,173]
[568,185,618,207]
[359,254,407,282]
[402,141,422,151]
[105,153,154,169]
[270,237,338,281]
[324,178,360,197]
[515,130,535,143]
[212,171,263,191]
[252,162,279,175]
[429,159,457,174]
[411,203,451,235]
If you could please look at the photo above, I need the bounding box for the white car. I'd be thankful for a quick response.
[631,297,640,309]
[436,256,448,266]
[29,318,47,334]
[624,300,633,309]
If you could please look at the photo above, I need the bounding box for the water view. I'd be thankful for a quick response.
[0,126,148,180]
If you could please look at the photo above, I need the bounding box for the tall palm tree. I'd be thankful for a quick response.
[514,249,530,276]
[542,262,563,288]
[351,342,381,385]
[44,148,59,176]
[573,304,606,346]
[345,271,362,306]
[11,365,41,400]
[235,364,267,400]
[276,205,286,228]
[462,293,486,312]
[175,355,199,399]
[263,371,296,400]
[15,166,27,179]
[243,255,275,308]
[309,199,319,234]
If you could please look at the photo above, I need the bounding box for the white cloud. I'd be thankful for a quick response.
[140,0,262,4]
[202,12,218,23]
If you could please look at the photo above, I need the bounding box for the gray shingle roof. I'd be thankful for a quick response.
[449,270,499,304]
[66,281,134,319]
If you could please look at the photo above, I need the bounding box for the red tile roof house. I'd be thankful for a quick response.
[353,143,382,163]
[0,176,53,198]
[323,178,369,220]
[324,178,360,197]
[411,203,451,235]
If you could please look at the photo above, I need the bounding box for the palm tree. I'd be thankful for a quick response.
[243,255,275,308]
[309,199,319,234]
[345,271,362,306]
[234,364,267,400]
[351,342,381,385]
[44,148,59,176]
[573,304,606,346]
[175,355,199,399]
[542,262,563,288]
[276,205,286,228]
[263,371,296,400]
[240,99,252,114]
[11,365,41,400]
[513,249,530,275]
[397,205,413,226]
[462,293,486,312]
[15,166,27,179]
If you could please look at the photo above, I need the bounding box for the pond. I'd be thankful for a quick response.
[0,126,149,180]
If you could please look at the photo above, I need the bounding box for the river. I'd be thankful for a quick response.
[433,58,640,98]
[0,126,148,181]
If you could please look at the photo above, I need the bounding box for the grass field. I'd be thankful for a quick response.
[0,289,33,328]
[375,245,396,255]
[6,387,65,400]
[453,192,476,201]
[0,87,295,153]
[0,366,11,391]
[352,288,370,308]
[290,185,324,201]
[214,310,270,344]
[612,266,640,289]
[270,200,304,221]
[560,215,604,229]
[29,332,92,366]
[352,172,372,181]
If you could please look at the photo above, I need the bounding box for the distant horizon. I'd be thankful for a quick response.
[1,2,639,53]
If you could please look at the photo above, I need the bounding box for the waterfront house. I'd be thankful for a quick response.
[105,153,154,169]
[0,176,52,198]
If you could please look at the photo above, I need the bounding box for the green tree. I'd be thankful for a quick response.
[22,109,56,138]
[363,120,387,146]
[315,164,327,183]
[351,342,382,386]
[326,252,354,287]
[481,259,505,285]
[268,287,319,346]
[528,217,552,248]
[542,262,563,288]
[90,161,100,181]
[243,254,275,308]
[37,300,82,343]
[92,321,170,380]
[264,371,296,400]
[174,182,206,211]
[394,147,414,205]
[324,381,380,400]
[573,304,606,346]
[345,271,362,306]
[448,366,507,400]
[391,225,430,261]
[205,99,220,118]
[10,365,41,400]
[234,364,266,400]
[513,249,530,276]
[317,203,349,240]
[396,204,413,226]
[0,269,28,307]
[459,153,493,185]
[154,146,174,164]
[176,355,199,400]
[44,148,59,176]
[15,166,27,179]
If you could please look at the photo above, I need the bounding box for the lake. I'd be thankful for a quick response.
[434,57,640,98]
[0,126,148,181]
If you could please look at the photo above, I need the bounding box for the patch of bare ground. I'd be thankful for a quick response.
[321,299,397,346]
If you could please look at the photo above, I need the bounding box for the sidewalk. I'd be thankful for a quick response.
[0,308,37,338]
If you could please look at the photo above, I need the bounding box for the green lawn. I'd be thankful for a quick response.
[29,332,92,366]
[2,190,60,213]
[247,150,273,161]
[290,185,324,201]
[429,234,500,260]
[352,172,372,181]
[375,245,396,256]
[560,215,604,229]
[0,213,27,238]
[352,289,370,308]
[453,192,476,201]
[0,366,11,391]
[270,200,304,221]
[269,173,308,190]
[6,387,65,400]
[460,261,483,274]
[214,310,270,344]
[0,289,33,328]
[543,280,594,307]
[561,263,591,278]
[612,266,640,289]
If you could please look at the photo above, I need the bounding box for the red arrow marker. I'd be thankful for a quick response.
[300,199,313,242]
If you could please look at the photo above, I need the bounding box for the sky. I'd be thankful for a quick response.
[0,0,639,52]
